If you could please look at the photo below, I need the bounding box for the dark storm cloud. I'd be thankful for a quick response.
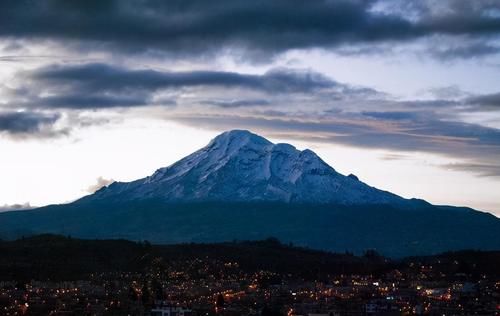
[10,63,352,110]
[0,0,498,58]
[24,62,499,114]
[0,111,61,135]
[32,63,337,94]
[11,62,500,116]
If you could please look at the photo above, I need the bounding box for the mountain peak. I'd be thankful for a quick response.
[208,130,272,150]
[215,129,263,139]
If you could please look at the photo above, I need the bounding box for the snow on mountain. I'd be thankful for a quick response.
[82,130,409,205]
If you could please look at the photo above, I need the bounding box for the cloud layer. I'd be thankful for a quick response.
[5,63,375,112]
[0,0,499,59]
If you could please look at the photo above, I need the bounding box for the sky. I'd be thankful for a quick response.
[0,0,500,216]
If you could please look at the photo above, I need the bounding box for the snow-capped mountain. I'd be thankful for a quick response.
[81,130,408,206]
[1,129,499,257]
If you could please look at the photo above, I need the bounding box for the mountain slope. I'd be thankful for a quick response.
[0,201,498,257]
[0,130,498,257]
